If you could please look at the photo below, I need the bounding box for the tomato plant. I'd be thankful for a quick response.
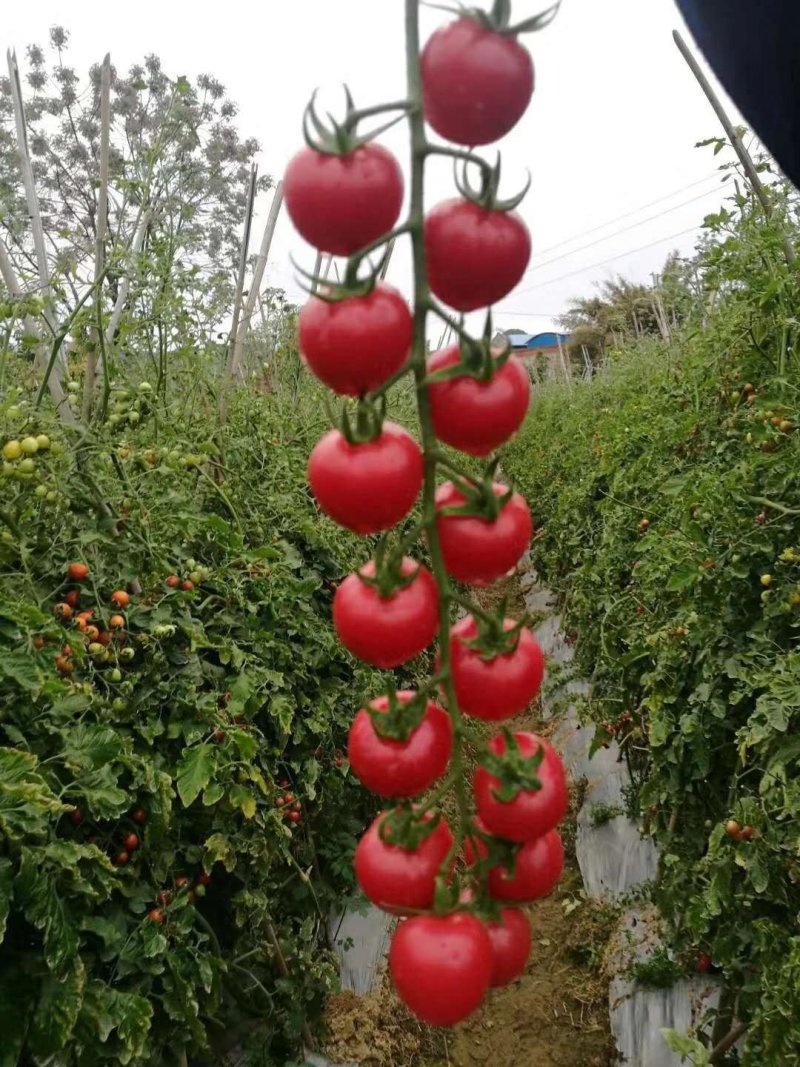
[284,0,564,1031]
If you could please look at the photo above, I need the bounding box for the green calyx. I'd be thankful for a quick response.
[368,687,430,742]
[378,804,442,851]
[463,604,527,661]
[425,312,513,385]
[454,153,531,213]
[439,457,514,522]
[357,537,420,599]
[334,395,386,446]
[466,0,563,36]
[302,86,410,157]
[480,728,544,803]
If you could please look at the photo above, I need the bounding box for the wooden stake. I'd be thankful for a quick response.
[230,180,284,379]
[225,164,258,381]
[83,53,111,421]
[673,30,795,267]
[105,208,151,347]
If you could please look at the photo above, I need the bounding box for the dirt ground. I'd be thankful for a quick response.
[319,576,616,1067]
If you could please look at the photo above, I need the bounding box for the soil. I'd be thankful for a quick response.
[318,576,616,1067]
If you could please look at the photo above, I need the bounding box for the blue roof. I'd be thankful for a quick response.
[506,331,570,349]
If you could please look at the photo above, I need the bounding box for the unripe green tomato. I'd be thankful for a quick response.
[20,436,39,455]
[35,434,50,451]
[138,382,153,394]
[109,668,122,682]
[112,698,126,712]
[2,462,14,477]
[1,529,13,544]
[186,559,197,570]
[2,440,22,461]
[127,411,140,425]
[34,484,48,498]
[107,415,121,428]
[19,458,36,474]
[88,642,104,655]
[7,405,21,419]
[50,440,64,456]
[67,380,79,394]
[45,490,58,503]
[189,570,202,584]
[120,647,135,661]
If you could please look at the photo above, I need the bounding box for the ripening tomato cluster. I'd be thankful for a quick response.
[283,0,565,1029]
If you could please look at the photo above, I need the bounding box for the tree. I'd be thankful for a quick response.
[0,29,273,391]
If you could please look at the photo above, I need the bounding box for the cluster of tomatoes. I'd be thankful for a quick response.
[283,3,566,1029]
[48,563,134,679]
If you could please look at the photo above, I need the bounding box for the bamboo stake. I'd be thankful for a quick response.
[6,49,74,422]
[105,208,151,348]
[223,164,258,394]
[379,237,396,279]
[555,331,572,388]
[673,30,795,268]
[83,53,111,421]
[230,182,284,379]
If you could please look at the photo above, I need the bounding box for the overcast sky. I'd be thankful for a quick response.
[4,0,744,337]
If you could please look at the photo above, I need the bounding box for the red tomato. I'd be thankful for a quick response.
[64,590,80,609]
[68,562,89,581]
[123,832,140,852]
[355,811,453,913]
[132,808,148,825]
[308,422,423,534]
[284,143,403,255]
[696,953,712,974]
[435,481,532,585]
[166,575,180,588]
[147,908,165,924]
[298,284,412,396]
[425,200,531,311]
[485,907,531,987]
[466,822,564,902]
[389,913,491,1026]
[428,347,530,455]
[348,691,453,797]
[421,18,534,145]
[333,557,439,667]
[447,614,544,720]
[111,589,130,608]
[474,732,567,842]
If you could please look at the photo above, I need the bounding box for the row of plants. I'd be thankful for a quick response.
[0,368,388,1065]
[503,163,800,1063]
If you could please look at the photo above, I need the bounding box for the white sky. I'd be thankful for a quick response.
[4,0,743,337]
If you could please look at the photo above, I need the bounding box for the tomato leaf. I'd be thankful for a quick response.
[177,744,217,807]
[27,957,86,1058]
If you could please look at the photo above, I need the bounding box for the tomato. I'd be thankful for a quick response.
[64,590,80,609]
[474,732,568,842]
[428,347,530,455]
[284,143,403,255]
[156,889,173,907]
[147,908,165,924]
[181,579,194,591]
[485,907,531,987]
[33,635,45,650]
[109,614,125,629]
[421,18,534,145]
[740,825,754,841]
[111,589,130,607]
[425,200,531,311]
[132,808,148,825]
[288,811,301,824]
[114,850,130,867]
[166,575,180,588]
[123,832,140,852]
[348,691,453,797]
[435,481,532,585]
[389,912,491,1025]
[54,655,74,675]
[84,625,100,641]
[333,557,439,667]
[308,422,423,534]
[53,602,73,620]
[68,562,89,581]
[447,614,544,720]
[696,953,712,974]
[298,284,412,396]
[465,819,564,902]
[726,819,741,840]
[355,811,453,913]
[69,807,83,827]
[175,876,190,889]
[196,872,212,887]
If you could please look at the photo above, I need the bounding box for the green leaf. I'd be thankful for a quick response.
[202,782,225,806]
[204,832,236,872]
[229,784,256,819]
[665,565,698,592]
[0,649,43,691]
[71,766,128,819]
[27,957,86,1058]
[269,694,295,734]
[177,744,216,807]
[15,848,78,972]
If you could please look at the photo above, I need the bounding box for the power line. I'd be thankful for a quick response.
[524,185,723,281]
[499,224,701,308]
[532,171,723,259]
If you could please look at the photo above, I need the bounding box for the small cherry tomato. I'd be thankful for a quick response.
[355,810,453,914]
[435,481,532,585]
[111,589,130,607]
[474,732,568,842]
[68,562,90,581]
[446,614,544,721]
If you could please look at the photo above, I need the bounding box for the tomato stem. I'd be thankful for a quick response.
[405,0,471,886]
